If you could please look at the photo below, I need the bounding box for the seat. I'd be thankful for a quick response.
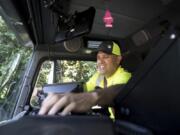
[115,26,180,135]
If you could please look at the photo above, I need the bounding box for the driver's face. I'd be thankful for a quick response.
[96,51,121,77]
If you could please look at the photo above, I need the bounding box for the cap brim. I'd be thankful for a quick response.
[92,48,113,55]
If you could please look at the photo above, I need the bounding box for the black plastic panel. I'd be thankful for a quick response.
[115,28,180,134]
[0,115,115,135]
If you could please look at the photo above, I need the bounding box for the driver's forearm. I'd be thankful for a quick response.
[93,84,124,106]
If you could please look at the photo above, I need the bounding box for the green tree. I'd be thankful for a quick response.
[60,60,96,82]
[36,61,52,87]
[35,60,96,88]
[0,16,32,100]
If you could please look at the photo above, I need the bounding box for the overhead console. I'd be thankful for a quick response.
[43,0,96,43]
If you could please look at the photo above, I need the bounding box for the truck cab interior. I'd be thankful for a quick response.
[0,0,180,135]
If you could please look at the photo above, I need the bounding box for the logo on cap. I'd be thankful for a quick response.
[108,45,111,49]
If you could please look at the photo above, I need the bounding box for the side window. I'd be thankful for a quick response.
[0,16,33,121]
[30,60,96,108]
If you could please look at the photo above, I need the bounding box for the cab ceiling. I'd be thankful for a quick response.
[0,0,176,45]
[69,0,170,38]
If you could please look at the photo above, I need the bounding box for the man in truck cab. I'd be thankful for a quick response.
[39,41,131,118]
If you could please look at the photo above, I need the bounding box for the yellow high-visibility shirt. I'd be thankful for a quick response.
[84,67,131,119]
[84,67,131,92]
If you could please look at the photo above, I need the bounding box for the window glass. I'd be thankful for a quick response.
[0,16,33,121]
[31,60,96,109]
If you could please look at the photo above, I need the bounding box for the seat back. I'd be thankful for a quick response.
[115,27,180,135]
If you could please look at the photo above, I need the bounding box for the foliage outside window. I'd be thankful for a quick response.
[0,16,33,121]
